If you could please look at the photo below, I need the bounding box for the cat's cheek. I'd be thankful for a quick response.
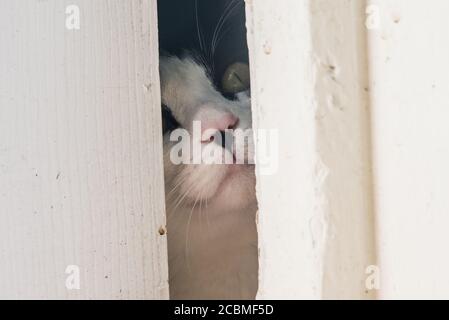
[213,166,257,211]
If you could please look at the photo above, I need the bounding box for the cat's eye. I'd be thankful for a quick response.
[221,62,250,94]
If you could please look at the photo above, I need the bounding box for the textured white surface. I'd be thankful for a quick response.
[0,0,168,299]
[2,0,448,301]
[246,0,320,299]
[368,0,449,299]
[246,0,375,299]
[310,0,375,299]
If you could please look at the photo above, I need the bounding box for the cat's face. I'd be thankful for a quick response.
[160,55,255,212]
[159,0,254,212]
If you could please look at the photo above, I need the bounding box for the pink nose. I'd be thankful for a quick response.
[200,113,238,143]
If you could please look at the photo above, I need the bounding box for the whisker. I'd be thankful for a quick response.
[185,192,201,273]
[194,51,213,77]
[166,175,188,199]
[200,190,213,238]
[210,0,239,58]
[205,190,212,230]
[194,0,205,52]
[214,23,239,54]
[167,179,198,219]
[166,180,188,207]
[168,191,189,218]
[207,0,240,73]
[212,4,241,56]
[211,0,243,60]
[198,190,204,231]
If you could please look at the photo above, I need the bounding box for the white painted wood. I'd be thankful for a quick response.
[245,0,320,299]
[0,0,168,299]
[3,0,447,301]
[367,0,449,299]
[309,0,376,299]
[246,0,375,299]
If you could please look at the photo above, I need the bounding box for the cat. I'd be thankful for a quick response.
[158,0,258,299]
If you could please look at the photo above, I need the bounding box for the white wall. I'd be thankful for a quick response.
[246,0,375,299]
[248,0,449,300]
[368,0,449,299]
[0,0,168,299]
[2,0,449,300]
[246,0,322,299]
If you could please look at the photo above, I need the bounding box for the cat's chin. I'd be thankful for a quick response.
[166,163,256,213]
[207,164,257,211]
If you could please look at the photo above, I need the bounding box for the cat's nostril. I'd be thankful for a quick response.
[215,113,238,131]
[201,134,214,143]
[200,113,239,143]
[225,114,239,130]
[201,130,218,143]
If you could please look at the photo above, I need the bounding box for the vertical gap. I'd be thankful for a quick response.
[156,0,258,299]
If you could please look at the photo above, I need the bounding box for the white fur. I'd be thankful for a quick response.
[160,55,258,299]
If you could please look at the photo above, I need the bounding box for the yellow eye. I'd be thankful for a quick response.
[221,62,250,94]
